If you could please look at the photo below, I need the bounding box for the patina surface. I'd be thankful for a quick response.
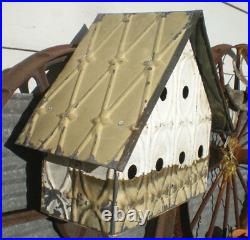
[41,156,208,235]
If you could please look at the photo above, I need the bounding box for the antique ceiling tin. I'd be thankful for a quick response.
[16,11,231,171]
[15,11,232,235]
[41,39,211,235]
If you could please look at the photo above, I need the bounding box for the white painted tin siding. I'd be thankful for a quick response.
[123,40,211,179]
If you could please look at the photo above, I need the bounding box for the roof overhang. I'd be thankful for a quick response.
[16,11,232,171]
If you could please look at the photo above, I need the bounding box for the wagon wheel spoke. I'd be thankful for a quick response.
[234,48,241,90]
[236,168,248,193]
[190,171,223,229]
[239,131,248,140]
[206,178,227,238]
[218,59,225,86]
[238,119,248,139]
[235,111,243,133]
[219,133,227,144]
[232,175,240,227]
[223,177,231,237]
[239,194,248,229]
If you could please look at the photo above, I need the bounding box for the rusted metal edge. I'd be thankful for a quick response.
[2,45,75,107]
[2,209,47,227]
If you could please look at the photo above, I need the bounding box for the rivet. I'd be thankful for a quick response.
[47,105,53,111]
[118,120,124,126]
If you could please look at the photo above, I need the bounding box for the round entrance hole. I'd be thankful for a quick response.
[179,152,185,164]
[128,165,137,179]
[198,145,204,158]
[160,87,167,101]
[182,86,189,99]
[156,158,163,171]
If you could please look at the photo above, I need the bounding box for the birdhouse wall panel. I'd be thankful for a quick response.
[41,39,212,235]
[120,40,211,179]
[42,158,114,233]
[41,156,208,235]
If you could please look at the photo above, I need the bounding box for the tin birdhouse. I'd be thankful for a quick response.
[16,11,231,236]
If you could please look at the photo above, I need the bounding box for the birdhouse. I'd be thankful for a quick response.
[17,11,231,236]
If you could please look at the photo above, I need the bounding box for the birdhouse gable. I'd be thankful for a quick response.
[120,39,212,180]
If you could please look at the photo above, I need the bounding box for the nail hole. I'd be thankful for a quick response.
[160,87,167,101]
[198,145,204,158]
[182,86,189,99]
[128,165,137,179]
[179,152,185,164]
[156,158,163,171]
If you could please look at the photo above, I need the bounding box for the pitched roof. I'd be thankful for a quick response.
[16,11,231,170]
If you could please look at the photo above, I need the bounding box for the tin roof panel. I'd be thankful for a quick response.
[17,12,193,169]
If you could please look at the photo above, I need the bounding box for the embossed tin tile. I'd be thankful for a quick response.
[41,155,208,235]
